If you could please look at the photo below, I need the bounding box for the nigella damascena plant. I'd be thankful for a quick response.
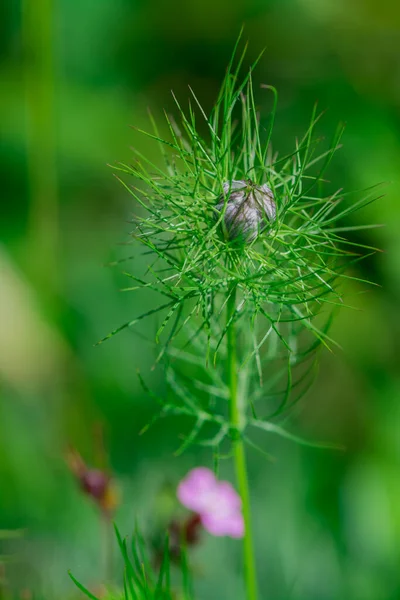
[95,38,378,600]
[215,179,276,242]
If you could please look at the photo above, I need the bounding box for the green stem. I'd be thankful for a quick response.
[227,287,258,600]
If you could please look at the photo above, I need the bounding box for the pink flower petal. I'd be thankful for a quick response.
[177,467,217,513]
[201,511,244,538]
[214,481,242,512]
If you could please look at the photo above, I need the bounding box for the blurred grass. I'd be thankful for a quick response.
[1,0,400,598]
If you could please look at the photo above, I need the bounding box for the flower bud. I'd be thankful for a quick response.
[66,448,119,513]
[81,469,109,501]
[215,179,276,242]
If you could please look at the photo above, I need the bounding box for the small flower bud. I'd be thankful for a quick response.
[167,514,202,562]
[66,448,119,514]
[81,469,109,501]
[215,179,276,242]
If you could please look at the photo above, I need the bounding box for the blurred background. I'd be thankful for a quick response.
[1,1,400,598]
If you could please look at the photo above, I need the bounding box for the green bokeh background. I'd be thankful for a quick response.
[1,1,400,598]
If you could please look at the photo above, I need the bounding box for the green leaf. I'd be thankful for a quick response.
[68,571,100,600]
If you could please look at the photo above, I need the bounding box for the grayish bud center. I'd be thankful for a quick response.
[215,179,276,242]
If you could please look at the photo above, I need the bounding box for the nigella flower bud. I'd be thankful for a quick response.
[215,179,276,242]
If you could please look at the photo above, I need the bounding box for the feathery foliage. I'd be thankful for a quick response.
[102,35,379,453]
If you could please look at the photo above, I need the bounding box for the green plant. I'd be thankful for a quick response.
[69,525,193,600]
[73,34,379,600]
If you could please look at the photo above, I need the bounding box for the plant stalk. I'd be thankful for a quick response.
[227,286,258,600]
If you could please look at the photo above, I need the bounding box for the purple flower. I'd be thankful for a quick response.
[177,467,244,538]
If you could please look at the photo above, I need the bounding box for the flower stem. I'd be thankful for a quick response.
[227,286,258,600]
